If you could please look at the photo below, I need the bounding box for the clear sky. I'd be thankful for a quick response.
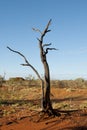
[0,0,87,80]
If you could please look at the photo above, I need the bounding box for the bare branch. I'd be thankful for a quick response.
[7,46,29,64]
[7,46,42,80]
[21,64,28,66]
[44,19,52,33]
[34,19,52,46]
[47,30,51,32]
[42,19,52,37]
[45,48,58,55]
[32,28,42,34]
[43,43,52,48]
[46,47,58,51]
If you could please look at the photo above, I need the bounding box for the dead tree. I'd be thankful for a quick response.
[7,19,58,116]
[34,19,58,114]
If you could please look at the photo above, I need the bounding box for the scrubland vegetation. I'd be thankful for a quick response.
[1,75,87,89]
[0,76,87,113]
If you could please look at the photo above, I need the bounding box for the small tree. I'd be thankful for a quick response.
[7,19,59,116]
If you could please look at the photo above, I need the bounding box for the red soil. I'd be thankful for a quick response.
[0,87,87,130]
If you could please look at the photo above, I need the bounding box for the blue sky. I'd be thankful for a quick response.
[0,0,87,80]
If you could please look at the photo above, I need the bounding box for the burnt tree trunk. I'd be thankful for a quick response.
[37,19,57,114]
[39,40,52,112]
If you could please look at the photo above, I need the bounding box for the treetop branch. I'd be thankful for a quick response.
[42,19,52,37]
[33,19,52,46]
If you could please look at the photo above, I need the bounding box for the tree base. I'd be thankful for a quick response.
[42,108,61,117]
[34,108,61,122]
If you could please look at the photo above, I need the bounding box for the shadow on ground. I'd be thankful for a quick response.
[1,95,87,105]
[59,126,87,130]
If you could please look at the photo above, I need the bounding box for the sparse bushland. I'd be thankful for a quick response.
[52,78,87,89]
[5,77,40,88]
[1,77,87,102]
[0,77,87,118]
[0,82,87,130]
[2,77,87,89]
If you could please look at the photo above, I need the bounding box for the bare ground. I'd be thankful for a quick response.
[0,86,87,130]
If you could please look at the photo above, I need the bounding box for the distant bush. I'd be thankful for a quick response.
[9,77,24,82]
[2,76,87,89]
[7,77,25,87]
[51,78,87,88]
[75,78,85,88]
[7,76,40,88]
[25,75,40,87]
[75,78,84,83]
